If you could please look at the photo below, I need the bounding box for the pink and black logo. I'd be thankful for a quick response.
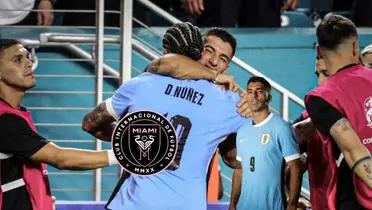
[112,111,177,175]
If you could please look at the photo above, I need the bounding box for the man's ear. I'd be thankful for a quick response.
[265,92,272,102]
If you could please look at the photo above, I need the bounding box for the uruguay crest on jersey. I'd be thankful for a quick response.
[261,132,270,145]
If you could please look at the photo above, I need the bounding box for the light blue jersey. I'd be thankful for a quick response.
[106,72,246,210]
[236,113,300,210]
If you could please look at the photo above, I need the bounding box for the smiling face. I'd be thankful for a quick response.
[199,35,233,74]
[246,81,270,112]
[0,44,35,91]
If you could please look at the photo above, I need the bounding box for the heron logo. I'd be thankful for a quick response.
[112,110,177,175]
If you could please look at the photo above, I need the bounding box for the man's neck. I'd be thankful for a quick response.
[325,52,358,76]
[252,107,270,124]
[0,84,24,108]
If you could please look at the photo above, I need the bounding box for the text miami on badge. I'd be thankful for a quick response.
[111,110,177,175]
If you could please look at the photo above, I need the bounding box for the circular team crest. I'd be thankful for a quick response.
[364,96,372,128]
[112,110,177,175]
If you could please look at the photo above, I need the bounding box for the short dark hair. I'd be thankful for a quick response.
[204,28,236,57]
[316,15,357,50]
[0,39,21,58]
[162,22,203,61]
[247,76,271,92]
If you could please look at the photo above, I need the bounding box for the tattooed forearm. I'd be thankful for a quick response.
[332,118,351,133]
[329,116,372,188]
[82,103,116,141]
[147,58,161,73]
[363,162,372,180]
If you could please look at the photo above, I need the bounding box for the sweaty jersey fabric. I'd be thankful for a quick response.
[236,113,300,210]
[106,73,246,210]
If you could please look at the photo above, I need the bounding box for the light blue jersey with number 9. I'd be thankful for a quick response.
[236,113,300,210]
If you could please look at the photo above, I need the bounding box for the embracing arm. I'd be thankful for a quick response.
[330,118,372,189]
[82,102,116,141]
[147,54,238,91]
[147,54,217,80]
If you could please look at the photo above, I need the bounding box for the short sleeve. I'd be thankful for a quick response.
[305,96,344,136]
[278,123,300,162]
[0,114,49,159]
[105,79,139,120]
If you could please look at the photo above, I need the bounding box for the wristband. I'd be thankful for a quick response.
[351,156,372,172]
[107,150,119,165]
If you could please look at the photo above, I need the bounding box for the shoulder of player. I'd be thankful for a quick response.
[268,113,292,129]
[0,113,29,130]
[306,76,339,100]
[213,87,241,100]
[0,113,26,122]
[237,118,254,133]
[118,73,160,88]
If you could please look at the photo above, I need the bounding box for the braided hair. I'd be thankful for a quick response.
[162,22,203,61]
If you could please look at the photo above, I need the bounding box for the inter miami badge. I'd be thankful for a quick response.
[112,110,177,175]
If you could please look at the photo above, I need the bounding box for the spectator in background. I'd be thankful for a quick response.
[361,44,372,68]
[0,0,54,25]
[172,0,299,27]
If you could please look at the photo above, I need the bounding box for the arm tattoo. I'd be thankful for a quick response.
[363,163,372,180]
[82,103,115,140]
[147,58,161,73]
[332,118,352,132]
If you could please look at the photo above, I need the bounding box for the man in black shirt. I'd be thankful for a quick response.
[0,39,118,210]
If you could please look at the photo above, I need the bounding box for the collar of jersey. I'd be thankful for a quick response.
[253,112,273,127]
